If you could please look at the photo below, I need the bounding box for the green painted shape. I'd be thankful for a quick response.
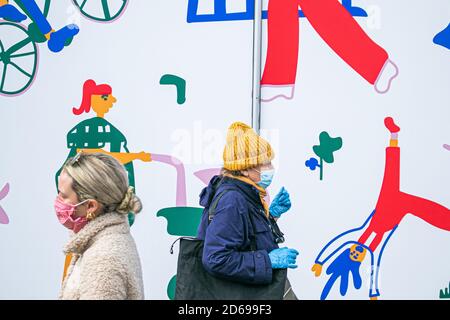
[160,74,186,105]
[0,22,38,95]
[313,131,343,164]
[157,206,203,236]
[439,282,450,299]
[319,157,324,181]
[167,275,177,300]
[27,23,47,43]
[73,0,128,22]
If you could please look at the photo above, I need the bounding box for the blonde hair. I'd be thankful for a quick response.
[62,152,142,216]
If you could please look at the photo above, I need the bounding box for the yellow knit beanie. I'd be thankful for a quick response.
[223,122,274,171]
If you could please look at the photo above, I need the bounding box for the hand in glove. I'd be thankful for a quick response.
[269,247,299,269]
[269,187,292,218]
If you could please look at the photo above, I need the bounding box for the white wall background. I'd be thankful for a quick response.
[0,0,449,299]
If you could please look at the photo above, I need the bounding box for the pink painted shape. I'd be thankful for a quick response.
[151,154,186,206]
[374,59,399,94]
[0,183,10,224]
[194,168,222,185]
[444,144,450,151]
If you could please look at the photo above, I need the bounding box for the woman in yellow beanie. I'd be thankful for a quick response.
[196,121,299,299]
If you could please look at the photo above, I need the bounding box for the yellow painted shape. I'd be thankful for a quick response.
[311,263,323,277]
[389,139,398,147]
[77,148,152,165]
[91,94,117,118]
[349,244,367,262]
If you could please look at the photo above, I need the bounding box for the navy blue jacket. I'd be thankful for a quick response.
[197,175,278,285]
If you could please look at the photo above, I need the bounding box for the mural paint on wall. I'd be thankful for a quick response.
[261,0,398,102]
[167,275,177,300]
[186,0,367,23]
[194,168,221,185]
[0,0,129,97]
[0,183,10,224]
[3,0,79,53]
[72,0,129,23]
[305,131,343,181]
[433,23,450,50]
[0,0,79,96]
[0,20,39,96]
[312,117,450,300]
[440,282,450,299]
[157,206,203,237]
[160,74,187,105]
[55,79,153,226]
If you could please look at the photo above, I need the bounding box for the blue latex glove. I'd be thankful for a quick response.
[269,187,291,218]
[320,247,363,300]
[268,247,299,269]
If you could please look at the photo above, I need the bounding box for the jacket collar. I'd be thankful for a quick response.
[222,173,269,216]
[199,175,263,209]
[63,212,129,255]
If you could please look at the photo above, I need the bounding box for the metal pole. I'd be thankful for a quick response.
[251,0,263,134]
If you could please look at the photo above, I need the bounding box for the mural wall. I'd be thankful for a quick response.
[0,0,449,299]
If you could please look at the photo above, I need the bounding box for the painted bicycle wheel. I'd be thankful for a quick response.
[72,0,128,23]
[0,21,38,97]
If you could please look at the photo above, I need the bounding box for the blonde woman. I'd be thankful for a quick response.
[56,152,144,300]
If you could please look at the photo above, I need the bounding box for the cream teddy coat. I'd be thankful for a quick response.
[59,212,144,300]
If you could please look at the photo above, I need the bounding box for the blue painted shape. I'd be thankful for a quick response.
[47,24,80,53]
[314,211,375,265]
[342,0,367,17]
[320,248,363,300]
[187,0,367,23]
[0,4,27,22]
[17,0,52,34]
[305,157,320,171]
[433,23,450,50]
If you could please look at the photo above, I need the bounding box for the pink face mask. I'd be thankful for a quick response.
[54,196,89,233]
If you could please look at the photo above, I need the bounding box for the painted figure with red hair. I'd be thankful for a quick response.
[55,79,151,226]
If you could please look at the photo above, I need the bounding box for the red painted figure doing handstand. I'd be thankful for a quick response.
[312,117,449,300]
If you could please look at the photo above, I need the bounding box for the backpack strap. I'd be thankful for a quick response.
[208,189,230,222]
[208,189,257,251]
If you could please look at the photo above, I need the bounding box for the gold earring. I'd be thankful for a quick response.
[86,211,96,221]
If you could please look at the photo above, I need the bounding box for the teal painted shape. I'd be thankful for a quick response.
[167,275,177,300]
[313,131,343,164]
[160,74,186,105]
[157,206,203,236]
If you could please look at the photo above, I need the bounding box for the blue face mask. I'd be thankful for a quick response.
[256,169,275,189]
